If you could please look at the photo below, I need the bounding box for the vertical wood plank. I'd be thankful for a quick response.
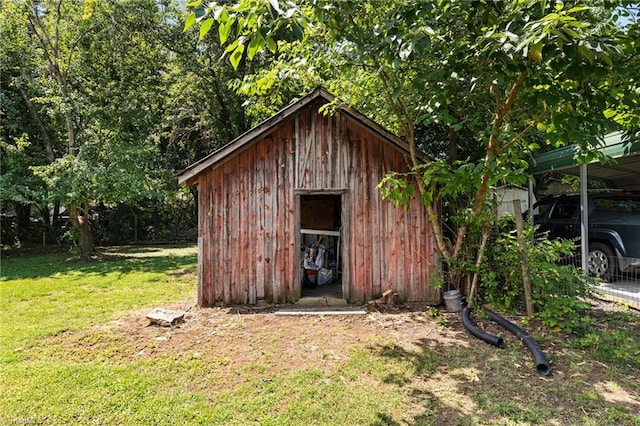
[327,114,333,188]
[339,114,345,187]
[207,172,215,305]
[293,192,301,300]
[294,115,300,188]
[272,132,281,302]
[231,160,240,304]
[319,107,328,188]
[224,162,237,305]
[197,175,205,306]
[418,197,428,300]
[388,144,400,298]
[409,198,420,301]
[300,109,315,188]
[239,149,249,304]
[221,166,229,304]
[214,168,224,304]
[335,113,342,188]
[285,130,296,301]
[341,190,350,301]
[276,134,286,301]
[354,130,365,301]
[256,138,266,301]
[405,197,415,301]
[422,198,431,300]
[233,161,240,304]
[371,135,382,299]
[247,144,257,304]
[236,152,244,303]
[362,132,372,302]
[347,129,357,300]
[263,135,274,303]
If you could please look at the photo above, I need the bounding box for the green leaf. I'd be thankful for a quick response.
[219,18,233,44]
[199,18,214,40]
[392,86,401,101]
[599,51,613,67]
[266,36,277,53]
[229,44,245,69]
[213,6,227,21]
[247,35,264,60]
[567,6,592,14]
[184,12,196,32]
[577,44,595,63]
[292,22,304,40]
[224,38,239,54]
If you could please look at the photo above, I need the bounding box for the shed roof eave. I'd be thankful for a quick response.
[176,86,427,184]
[176,87,332,185]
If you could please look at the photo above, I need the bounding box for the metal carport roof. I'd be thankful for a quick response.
[529,132,640,190]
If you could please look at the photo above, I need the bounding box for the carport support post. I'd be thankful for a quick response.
[580,164,589,275]
[528,177,535,230]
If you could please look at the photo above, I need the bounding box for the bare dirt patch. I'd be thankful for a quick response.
[64,301,468,373]
[42,299,631,375]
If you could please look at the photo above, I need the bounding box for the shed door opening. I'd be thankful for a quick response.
[299,194,343,299]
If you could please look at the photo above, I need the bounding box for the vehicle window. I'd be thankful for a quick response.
[550,201,578,220]
[593,198,640,213]
[533,201,553,223]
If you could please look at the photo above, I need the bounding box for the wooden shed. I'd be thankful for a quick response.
[178,87,440,306]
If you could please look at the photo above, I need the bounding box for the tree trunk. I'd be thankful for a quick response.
[78,217,93,255]
[15,203,31,241]
[68,202,94,256]
[134,212,138,243]
[447,126,458,164]
[52,202,61,227]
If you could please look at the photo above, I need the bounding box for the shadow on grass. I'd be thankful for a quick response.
[103,246,164,254]
[370,412,401,426]
[571,307,640,371]
[0,248,197,281]
[364,308,640,425]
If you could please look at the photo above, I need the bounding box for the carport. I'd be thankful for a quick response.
[528,131,640,275]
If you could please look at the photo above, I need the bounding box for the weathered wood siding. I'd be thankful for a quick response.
[198,126,297,305]
[197,100,439,305]
[341,116,438,302]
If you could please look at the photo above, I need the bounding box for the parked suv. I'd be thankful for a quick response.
[532,191,640,280]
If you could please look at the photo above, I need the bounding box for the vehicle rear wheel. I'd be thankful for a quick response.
[588,242,616,281]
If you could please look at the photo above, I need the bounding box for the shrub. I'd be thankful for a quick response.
[480,219,595,333]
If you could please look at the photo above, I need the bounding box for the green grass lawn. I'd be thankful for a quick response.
[0,246,198,424]
[0,246,197,363]
[1,245,639,425]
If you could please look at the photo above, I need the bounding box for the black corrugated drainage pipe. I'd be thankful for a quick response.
[484,309,551,376]
[462,307,505,348]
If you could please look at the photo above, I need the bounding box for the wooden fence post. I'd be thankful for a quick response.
[513,200,534,316]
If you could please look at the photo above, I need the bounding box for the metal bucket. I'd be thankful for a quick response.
[443,289,462,312]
